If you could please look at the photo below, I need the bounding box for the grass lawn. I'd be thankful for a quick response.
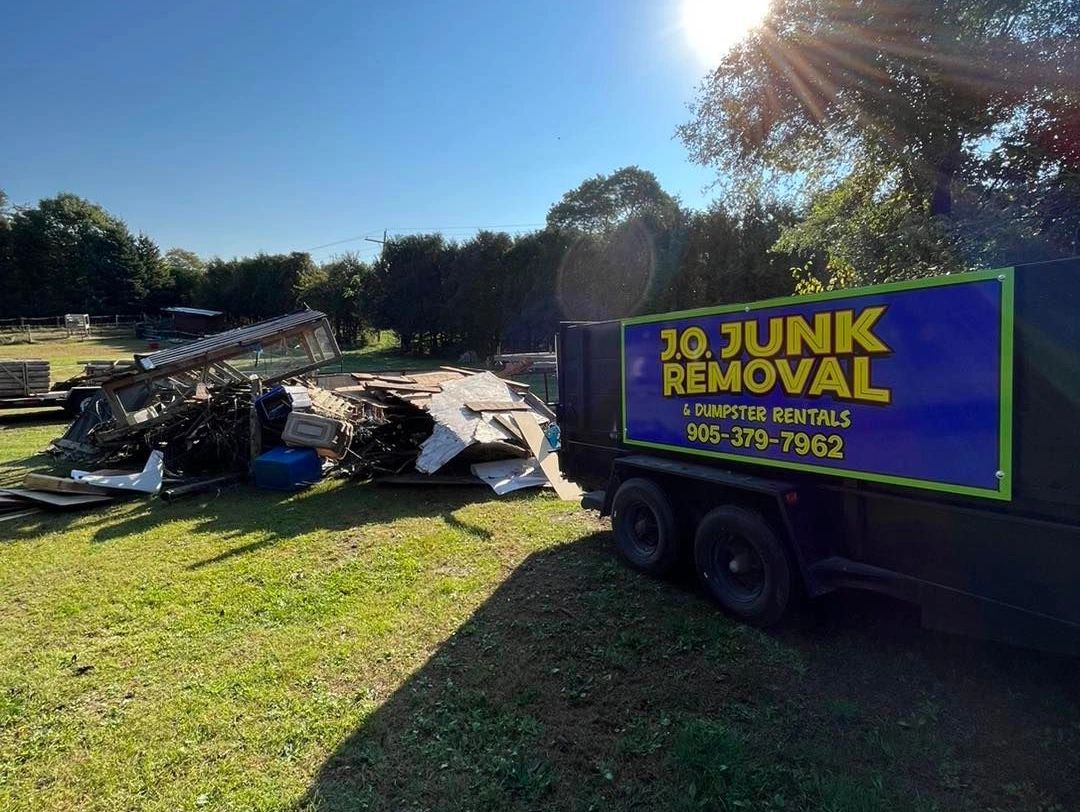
[1,344,1078,810]
[0,334,147,382]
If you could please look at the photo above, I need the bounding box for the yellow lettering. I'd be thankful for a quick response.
[852,356,891,404]
[808,357,852,398]
[775,358,815,394]
[663,364,685,396]
[720,323,742,359]
[785,313,832,355]
[686,362,707,394]
[745,317,783,357]
[744,359,777,394]
[660,328,678,361]
[707,360,742,393]
[836,306,890,354]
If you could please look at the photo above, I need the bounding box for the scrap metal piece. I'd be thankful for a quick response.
[415,373,522,474]
[71,450,165,494]
[470,458,551,495]
[100,310,340,429]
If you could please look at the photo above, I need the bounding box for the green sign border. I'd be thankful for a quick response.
[620,268,1015,501]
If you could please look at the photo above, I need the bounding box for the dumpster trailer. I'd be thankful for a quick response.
[556,257,1080,655]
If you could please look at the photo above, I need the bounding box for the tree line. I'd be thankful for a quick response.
[2,0,1076,354]
[0,171,804,355]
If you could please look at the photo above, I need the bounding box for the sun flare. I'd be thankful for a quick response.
[681,0,771,65]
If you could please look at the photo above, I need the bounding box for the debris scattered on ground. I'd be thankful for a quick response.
[30,310,577,517]
[71,450,165,494]
[0,488,115,510]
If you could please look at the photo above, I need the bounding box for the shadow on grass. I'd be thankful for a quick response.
[300,536,1080,812]
[0,410,71,428]
[0,479,515,566]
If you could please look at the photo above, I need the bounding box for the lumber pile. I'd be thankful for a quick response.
[0,360,49,397]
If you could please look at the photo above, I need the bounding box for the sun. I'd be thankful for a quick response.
[681,0,771,65]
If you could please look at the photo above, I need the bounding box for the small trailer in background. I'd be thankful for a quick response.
[0,360,116,415]
[557,257,1080,655]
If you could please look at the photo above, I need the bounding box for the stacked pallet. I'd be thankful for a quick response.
[0,360,49,397]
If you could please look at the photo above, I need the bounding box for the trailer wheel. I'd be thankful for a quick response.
[611,478,680,576]
[63,389,94,416]
[693,506,793,626]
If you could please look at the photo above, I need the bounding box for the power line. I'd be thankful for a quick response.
[302,223,546,252]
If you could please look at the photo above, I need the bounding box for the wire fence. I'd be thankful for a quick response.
[0,315,143,345]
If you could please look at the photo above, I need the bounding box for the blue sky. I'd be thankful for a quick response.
[1,1,724,263]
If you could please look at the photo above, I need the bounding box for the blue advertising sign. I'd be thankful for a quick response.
[622,270,1014,500]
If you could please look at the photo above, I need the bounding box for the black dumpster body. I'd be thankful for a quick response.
[557,257,1080,654]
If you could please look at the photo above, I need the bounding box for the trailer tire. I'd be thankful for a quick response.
[694,506,793,626]
[611,478,680,577]
[63,389,94,416]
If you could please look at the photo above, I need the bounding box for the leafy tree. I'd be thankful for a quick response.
[134,234,172,311]
[201,252,314,321]
[662,203,802,309]
[679,0,1080,284]
[498,229,568,352]
[370,235,453,353]
[547,167,691,320]
[444,230,514,357]
[297,253,373,346]
[0,191,11,304]
[3,193,152,317]
[163,248,207,304]
[547,166,682,233]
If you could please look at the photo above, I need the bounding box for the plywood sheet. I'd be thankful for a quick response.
[22,474,111,496]
[0,488,114,509]
[510,412,582,501]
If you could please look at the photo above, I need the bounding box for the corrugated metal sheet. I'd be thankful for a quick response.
[138,310,328,371]
[161,306,224,317]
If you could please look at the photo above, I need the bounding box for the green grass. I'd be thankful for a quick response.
[0,334,147,383]
[1,347,1078,810]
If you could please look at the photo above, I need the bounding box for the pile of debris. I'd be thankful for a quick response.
[32,309,577,515]
[316,367,578,498]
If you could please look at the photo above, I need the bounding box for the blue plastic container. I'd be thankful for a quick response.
[253,446,322,491]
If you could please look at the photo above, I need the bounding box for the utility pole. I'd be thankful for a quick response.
[364,230,389,250]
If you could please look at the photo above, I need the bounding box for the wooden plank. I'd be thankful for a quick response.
[438,365,487,376]
[492,413,524,440]
[408,370,465,386]
[22,474,111,496]
[510,413,582,501]
[365,381,442,393]
[0,495,31,511]
[464,400,529,413]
